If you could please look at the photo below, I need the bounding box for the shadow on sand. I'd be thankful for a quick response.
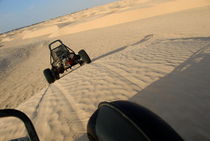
[75,134,89,141]
[60,65,81,78]
[130,37,210,140]
[92,34,153,62]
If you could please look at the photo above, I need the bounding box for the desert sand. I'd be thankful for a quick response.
[0,0,210,140]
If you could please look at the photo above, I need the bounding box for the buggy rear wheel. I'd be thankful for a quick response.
[78,49,91,64]
[43,68,55,84]
[51,68,60,80]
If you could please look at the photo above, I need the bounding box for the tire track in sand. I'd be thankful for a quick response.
[31,85,50,119]
[34,84,87,141]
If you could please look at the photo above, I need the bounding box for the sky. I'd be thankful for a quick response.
[0,0,118,33]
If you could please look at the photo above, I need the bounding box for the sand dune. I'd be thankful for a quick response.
[22,26,59,39]
[0,0,210,140]
[49,0,210,37]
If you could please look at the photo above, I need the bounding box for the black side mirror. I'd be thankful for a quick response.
[0,109,39,141]
[87,100,183,141]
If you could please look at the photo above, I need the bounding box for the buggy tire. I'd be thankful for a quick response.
[78,49,91,64]
[43,68,55,84]
[51,68,60,80]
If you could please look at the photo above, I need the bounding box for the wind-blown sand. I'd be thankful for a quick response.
[0,0,210,140]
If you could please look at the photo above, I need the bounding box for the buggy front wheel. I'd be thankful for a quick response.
[43,68,55,84]
[78,49,91,64]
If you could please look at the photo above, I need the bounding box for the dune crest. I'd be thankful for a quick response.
[49,0,210,37]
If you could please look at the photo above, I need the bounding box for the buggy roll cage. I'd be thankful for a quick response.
[48,40,75,65]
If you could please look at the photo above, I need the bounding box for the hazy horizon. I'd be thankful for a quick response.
[0,0,118,34]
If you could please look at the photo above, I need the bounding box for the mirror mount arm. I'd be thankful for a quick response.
[0,109,40,141]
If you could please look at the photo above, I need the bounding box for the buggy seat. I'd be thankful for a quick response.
[51,45,70,61]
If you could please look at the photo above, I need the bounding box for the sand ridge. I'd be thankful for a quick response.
[1,0,209,40]
[49,0,210,37]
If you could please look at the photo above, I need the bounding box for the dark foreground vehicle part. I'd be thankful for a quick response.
[0,109,40,141]
[87,101,183,141]
[43,40,91,84]
[0,100,182,141]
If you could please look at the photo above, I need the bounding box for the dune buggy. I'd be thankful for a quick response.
[43,40,91,84]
